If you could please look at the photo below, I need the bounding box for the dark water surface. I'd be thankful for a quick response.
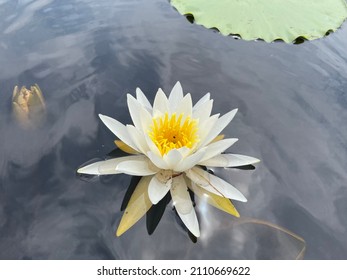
[1,0,347,259]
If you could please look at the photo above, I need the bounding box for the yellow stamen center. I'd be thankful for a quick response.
[148,112,199,155]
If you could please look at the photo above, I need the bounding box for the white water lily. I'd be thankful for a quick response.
[78,82,259,237]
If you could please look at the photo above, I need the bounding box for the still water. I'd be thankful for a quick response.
[0,0,347,259]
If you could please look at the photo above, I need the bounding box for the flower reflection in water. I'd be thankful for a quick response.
[12,84,46,129]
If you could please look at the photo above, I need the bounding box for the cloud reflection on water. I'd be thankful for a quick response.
[0,0,347,259]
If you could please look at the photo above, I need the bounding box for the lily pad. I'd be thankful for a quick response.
[171,0,347,43]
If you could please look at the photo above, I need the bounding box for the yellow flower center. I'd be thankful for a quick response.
[148,112,199,155]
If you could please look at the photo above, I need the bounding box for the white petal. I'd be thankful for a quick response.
[199,109,238,148]
[176,146,191,158]
[185,167,247,202]
[136,87,152,112]
[77,155,144,175]
[193,99,213,123]
[153,88,169,115]
[178,206,200,237]
[125,96,152,132]
[171,176,192,214]
[168,81,184,111]
[176,93,192,117]
[197,114,219,146]
[174,147,207,172]
[199,138,238,162]
[144,134,163,159]
[147,151,169,170]
[163,149,183,169]
[193,92,210,110]
[200,154,260,167]
[127,94,143,130]
[140,106,153,132]
[126,125,148,154]
[77,161,104,175]
[116,158,159,176]
[185,167,209,186]
[98,114,138,152]
[171,175,200,237]
[148,175,172,204]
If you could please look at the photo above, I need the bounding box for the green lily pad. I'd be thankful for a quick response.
[171,0,347,43]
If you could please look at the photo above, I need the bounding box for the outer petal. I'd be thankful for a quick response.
[171,175,200,237]
[188,179,240,217]
[210,134,224,144]
[148,174,172,204]
[127,94,143,130]
[116,175,152,236]
[163,149,183,169]
[193,99,213,124]
[77,155,143,175]
[193,92,210,110]
[168,81,184,112]
[197,114,219,146]
[126,125,148,154]
[153,88,169,115]
[174,147,207,172]
[176,146,191,158]
[199,109,238,148]
[115,157,159,176]
[199,138,238,162]
[199,154,260,167]
[185,167,247,202]
[99,114,138,152]
[136,87,152,112]
[114,140,139,154]
[140,107,153,132]
[147,151,169,170]
[176,93,193,118]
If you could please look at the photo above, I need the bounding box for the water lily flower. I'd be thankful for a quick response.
[78,82,259,237]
